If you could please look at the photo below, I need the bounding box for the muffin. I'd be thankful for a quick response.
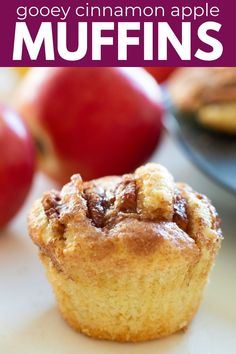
[28,163,222,342]
[167,67,236,134]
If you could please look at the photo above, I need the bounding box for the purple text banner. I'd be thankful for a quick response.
[0,0,236,66]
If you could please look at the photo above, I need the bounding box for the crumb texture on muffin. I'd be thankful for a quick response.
[28,163,222,342]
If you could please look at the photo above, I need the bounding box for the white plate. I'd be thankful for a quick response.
[1,133,236,354]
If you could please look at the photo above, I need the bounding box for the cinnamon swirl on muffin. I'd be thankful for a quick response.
[28,163,222,342]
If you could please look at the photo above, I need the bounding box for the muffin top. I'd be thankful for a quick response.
[167,67,236,111]
[28,163,222,279]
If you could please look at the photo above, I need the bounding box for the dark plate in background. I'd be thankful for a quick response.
[162,87,236,194]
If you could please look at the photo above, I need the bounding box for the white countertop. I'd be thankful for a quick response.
[1,132,236,354]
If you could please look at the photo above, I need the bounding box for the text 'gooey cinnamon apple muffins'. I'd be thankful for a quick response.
[28,163,222,342]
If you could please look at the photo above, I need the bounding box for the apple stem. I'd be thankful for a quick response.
[35,136,47,156]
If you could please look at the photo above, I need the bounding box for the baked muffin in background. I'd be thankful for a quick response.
[167,67,236,134]
[28,163,222,342]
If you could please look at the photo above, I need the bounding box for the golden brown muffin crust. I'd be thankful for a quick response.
[28,163,223,342]
[28,163,222,282]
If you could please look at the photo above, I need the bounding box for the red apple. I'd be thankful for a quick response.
[145,67,176,83]
[14,67,163,185]
[0,105,35,228]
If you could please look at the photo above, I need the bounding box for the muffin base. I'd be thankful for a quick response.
[41,252,211,342]
[198,103,236,134]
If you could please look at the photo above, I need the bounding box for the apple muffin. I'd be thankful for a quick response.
[167,67,236,134]
[28,163,222,342]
